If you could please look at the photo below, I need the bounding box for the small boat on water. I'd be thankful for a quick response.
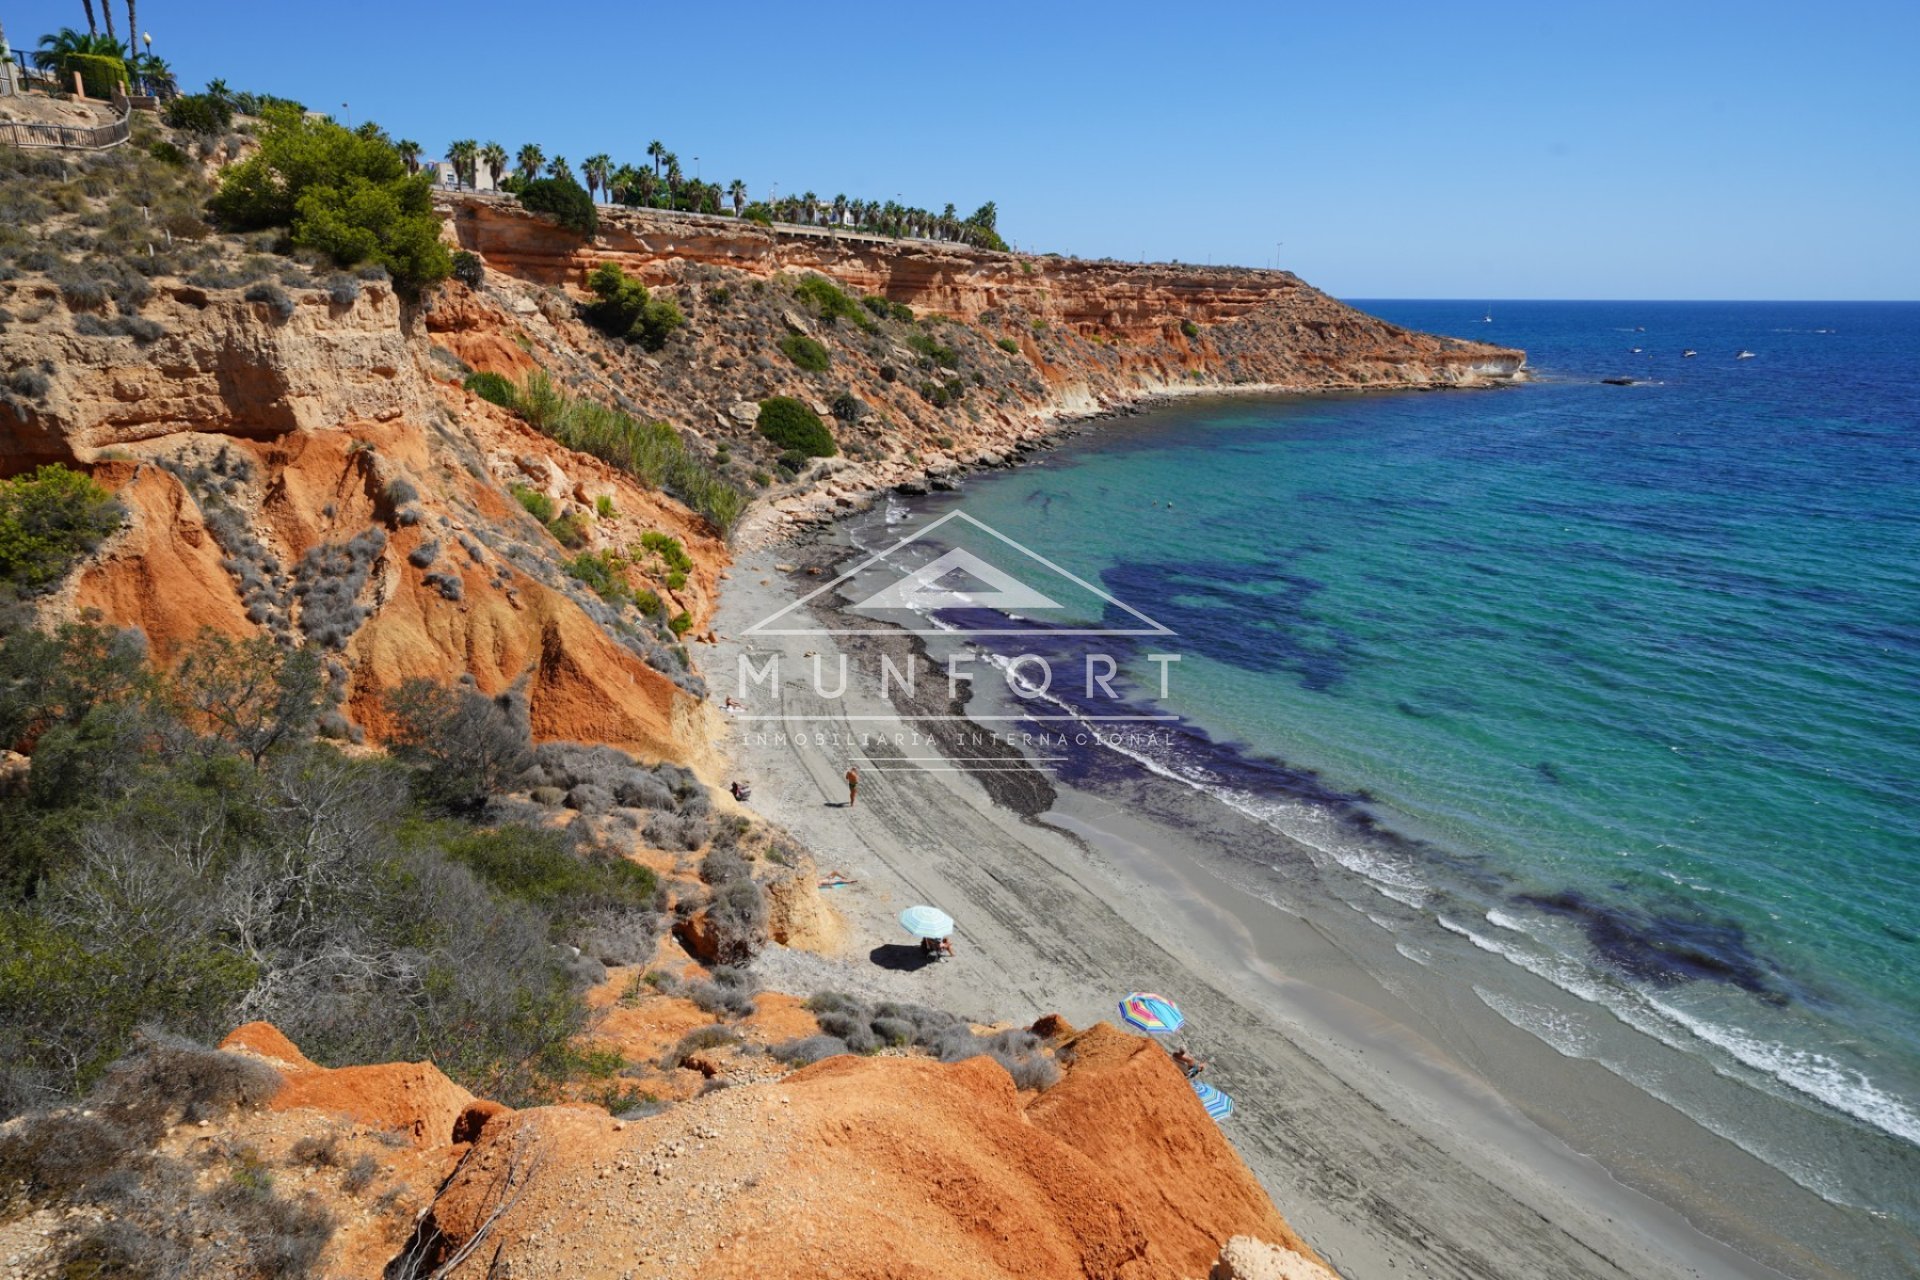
[1736,350,1756,359]
[1630,347,1643,353]
[1482,307,1493,323]
[1683,349,1698,358]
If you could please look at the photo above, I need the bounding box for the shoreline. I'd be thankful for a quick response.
[708,514,1846,1280]
[733,372,1525,550]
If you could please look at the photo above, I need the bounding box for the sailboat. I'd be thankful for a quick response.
[1482,306,1493,323]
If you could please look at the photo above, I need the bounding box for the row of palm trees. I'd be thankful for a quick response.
[427,135,1002,247]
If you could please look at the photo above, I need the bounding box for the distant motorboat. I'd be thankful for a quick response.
[1735,350,1756,359]
[1683,349,1698,358]
[1630,347,1643,353]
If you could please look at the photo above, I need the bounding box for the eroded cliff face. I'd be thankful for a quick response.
[434,197,1522,544]
[445,196,1522,385]
[0,276,726,760]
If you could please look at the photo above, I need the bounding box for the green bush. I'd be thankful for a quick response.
[65,53,128,98]
[741,203,773,226]
[581,264,682,351]
[162,93,234,135]
[0,465,126,592]
[1181,319,1200,339]
[463,370,516,408]
[757,397,836,458]
[668,611,693,638]
[451,250,485,288]
[210,106,448,297]
[434,824,657,915]
[907,331,959,368]
[639,532,693,576]
[565,549,633,605]
[779,332,830,373]
[997,336,1021,354]
[517,177,598,238]
[510,484,556,524]
[548,512,590,549]
[793,276,873,330]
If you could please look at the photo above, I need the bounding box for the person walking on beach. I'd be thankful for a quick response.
[845,766,859,807]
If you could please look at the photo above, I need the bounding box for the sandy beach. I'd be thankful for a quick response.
[703,524,1873,1280]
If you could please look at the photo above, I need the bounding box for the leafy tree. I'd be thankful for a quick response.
[0,466,125,593]
[757,397,836,458]
[212,107,450,296]
[384,678,534,811]
[582,263,682,350]
[169,630,322,767]
[779,333,829,373]
[0,619,150,753]
[517,176,597,238]
[161,91,232,135]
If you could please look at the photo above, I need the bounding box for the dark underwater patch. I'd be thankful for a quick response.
[1516,889,1785,1001]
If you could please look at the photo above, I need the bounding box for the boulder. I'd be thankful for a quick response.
[1209,1236,1341,1280]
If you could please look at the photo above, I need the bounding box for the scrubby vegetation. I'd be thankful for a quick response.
[501,373,743,534]
[211,105,451,296]
[517,177,599,238]
[774,993,1059,1090]
[582,263,683,351]
[792,276,873,331]
[757,397,836,459]
[0,1034,338,1278]
[0,464,126,595]
[0,607,723,1126]
[779,332,831,373]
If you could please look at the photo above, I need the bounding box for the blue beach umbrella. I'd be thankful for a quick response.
[899,904,955,939]
[1118,992,1186,1036]
[1192,1079,1235,1121]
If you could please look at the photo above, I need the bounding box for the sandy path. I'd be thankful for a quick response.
[712,548,1798,1280]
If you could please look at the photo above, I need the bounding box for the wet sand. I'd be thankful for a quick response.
[711,542,1852,1280]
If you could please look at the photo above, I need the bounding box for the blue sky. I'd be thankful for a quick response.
[7,0,1916,299]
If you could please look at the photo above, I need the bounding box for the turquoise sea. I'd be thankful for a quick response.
[874,301,1920,1255]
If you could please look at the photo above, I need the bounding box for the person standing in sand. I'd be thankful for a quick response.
[845,766,859,807]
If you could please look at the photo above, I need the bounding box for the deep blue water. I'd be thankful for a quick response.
[878,301,1920,1224]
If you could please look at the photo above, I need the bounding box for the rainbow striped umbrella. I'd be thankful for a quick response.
[1117,992,1185,1035]
[1192,1080,1234,1121]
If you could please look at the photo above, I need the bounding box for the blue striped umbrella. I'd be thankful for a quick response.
[1118,992,1186,1035]
[1192,1079,1235,1121]
[899,905,955,939]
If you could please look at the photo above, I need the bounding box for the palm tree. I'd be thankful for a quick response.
[547,155,573,183]
[205,77,231,102]
[396,140,422,175]
[582,153,611,204]
[124,1,136,64]
[634,169,658,209]
[800,191,818,226]
[100,0,117,49]
[33,28,121,77]
[479,141,508,191]
[446,139,478,189]
[728,179,747,217]
[79,1,97,35]
[646,139,665,178]
[664,155,682,209]
[516,143,544,182]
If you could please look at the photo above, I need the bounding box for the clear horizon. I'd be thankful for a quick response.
[6,0,1915,300]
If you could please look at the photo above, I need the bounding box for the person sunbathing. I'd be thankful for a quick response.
[1170,1045,1207,1078]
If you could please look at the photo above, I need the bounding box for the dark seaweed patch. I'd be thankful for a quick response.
[1516,890,1785,1001]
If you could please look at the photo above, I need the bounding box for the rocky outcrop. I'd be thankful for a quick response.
[400,1021,1317,1280]
[1210,1236,1342,1280]
[0,279,427,467]
[441,195,1524,385]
